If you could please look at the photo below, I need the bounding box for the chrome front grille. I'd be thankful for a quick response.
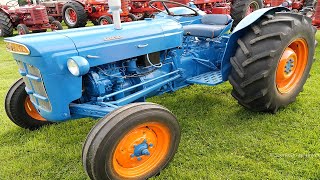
[16,61,52,111]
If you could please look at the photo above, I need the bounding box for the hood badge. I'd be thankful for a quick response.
[104,36,123,41]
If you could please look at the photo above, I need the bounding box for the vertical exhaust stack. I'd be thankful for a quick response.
[32,0,37,5]
[108,0,122,30]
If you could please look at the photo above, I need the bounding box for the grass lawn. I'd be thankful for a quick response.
[0,29,320,179]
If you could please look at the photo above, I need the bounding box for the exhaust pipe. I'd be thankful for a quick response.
[108,0,122,30]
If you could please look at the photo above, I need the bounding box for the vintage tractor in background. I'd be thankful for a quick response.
[60,0,137,28]
[4,0,317,178]
[40,0,65,22]
[129,0,160,19]
[0,0,63,37]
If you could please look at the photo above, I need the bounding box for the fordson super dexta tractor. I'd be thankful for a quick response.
[4,0,316,178]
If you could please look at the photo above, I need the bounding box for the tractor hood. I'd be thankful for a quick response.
[55,18,183,67]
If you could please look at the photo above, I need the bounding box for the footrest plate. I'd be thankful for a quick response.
[186,71,223,86]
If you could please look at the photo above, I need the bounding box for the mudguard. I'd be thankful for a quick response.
[221,7,289,81]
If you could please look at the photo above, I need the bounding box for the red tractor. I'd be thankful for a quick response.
[263,0,319,27]
[0,0,63,37]
[61,0,137,28]
[129,0,160,19]
[40,0,65,22]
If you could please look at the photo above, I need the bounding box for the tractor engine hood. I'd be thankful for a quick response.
[55,18,183,67]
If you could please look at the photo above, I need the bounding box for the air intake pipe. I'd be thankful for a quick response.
[108,0,122,30]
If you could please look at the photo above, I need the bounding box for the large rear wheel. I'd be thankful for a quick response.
[231,0,263,28]
[228,12,316,113]
[0,12,13,37]
[82,102,180,180]
[5,78,52,130]
[62,1,87,28]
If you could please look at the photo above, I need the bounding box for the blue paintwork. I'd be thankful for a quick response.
[4,6,285,122]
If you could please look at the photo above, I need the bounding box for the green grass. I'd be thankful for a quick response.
[1,31,320,180]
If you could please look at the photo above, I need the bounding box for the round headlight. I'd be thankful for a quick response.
[67,59,80,76]
[67,56,90,76]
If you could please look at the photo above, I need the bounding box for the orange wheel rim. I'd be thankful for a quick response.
[24,96,46,121]
[276,38,308,94]
[113,122,171,178]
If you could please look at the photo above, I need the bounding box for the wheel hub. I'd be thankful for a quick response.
[131,139,153,161]
[284,58,294,74]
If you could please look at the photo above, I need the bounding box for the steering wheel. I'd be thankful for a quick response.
[6,0,19,8]
[149,0,199,17]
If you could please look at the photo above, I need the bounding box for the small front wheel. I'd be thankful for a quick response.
[98,16,113,25]
[50,20,63,31]
[82,102,180,180]
[5,78,52,130]
[17,24,29,35]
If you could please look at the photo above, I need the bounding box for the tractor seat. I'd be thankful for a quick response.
[183,14,232,38]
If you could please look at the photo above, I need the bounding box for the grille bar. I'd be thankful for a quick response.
[16,61,52,111]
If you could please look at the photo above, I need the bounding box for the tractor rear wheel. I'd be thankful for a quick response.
[17,24,29,35]
[231,0,263,28]
[62,1,87,28]
[5,78,52,130]
[228,12,316,113]
[82,102,180,180]
[50,20,63,31]
[99,16,113,25]
[0,11,13,37]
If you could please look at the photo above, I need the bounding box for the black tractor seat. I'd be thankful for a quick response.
[183,14,232,38]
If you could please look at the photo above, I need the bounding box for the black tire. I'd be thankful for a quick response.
[98,16,113,25]
[91,19,99,25]
[0,11,13,37]
[5,78,52,130]
[230,0,263,28]
[17,24,29,35]
[228,12,316,113]
[50,20,63,30]
[48,16,55,23]
[82,102,180,180]
[62,1,87,28]
[128,13,138,21]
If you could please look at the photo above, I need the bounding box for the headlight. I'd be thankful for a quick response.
[67,56,90,76]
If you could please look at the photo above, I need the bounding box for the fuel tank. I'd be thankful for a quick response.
[55,18,183,67]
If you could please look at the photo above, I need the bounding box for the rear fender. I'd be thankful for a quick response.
[221,7,289,81]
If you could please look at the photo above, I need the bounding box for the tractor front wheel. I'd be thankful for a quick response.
[50,20,63,31]
[231,0,263,28]
[62,1,87,28]
[17,24,29,35]
[228,12,316,113]
[127,13,138,22]
[0,12,13,37]
[5,78,52,130]
[82,102,180,180]
[99,16,113,25]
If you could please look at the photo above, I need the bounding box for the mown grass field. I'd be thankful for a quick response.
[0,29,320,179]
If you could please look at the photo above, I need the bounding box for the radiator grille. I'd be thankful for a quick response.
[16,61,52,111]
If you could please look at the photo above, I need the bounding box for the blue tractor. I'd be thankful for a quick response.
[4,0,316,178]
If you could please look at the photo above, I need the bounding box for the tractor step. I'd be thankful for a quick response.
[186,71,223,86]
